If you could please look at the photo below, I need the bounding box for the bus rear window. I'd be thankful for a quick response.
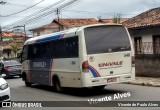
[84,25,131,54]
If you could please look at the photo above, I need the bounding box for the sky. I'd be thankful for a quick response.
[0,0,160,31]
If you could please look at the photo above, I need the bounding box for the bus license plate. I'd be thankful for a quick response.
[107,78,117,83]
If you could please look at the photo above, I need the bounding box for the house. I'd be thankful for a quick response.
[29,18,99,37]
[123,7,160,55]
[29,23,59,37]
[2,31,25,44]
[123,7,160,77]
[1,31,25,58]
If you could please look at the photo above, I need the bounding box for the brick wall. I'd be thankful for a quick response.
[136,55,160,77]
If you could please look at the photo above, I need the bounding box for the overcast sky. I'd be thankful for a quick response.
[0,0,160,31]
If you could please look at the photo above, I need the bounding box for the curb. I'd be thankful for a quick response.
[125,81,160,87]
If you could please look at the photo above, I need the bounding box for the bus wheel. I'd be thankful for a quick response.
[19,74,22,78]
[53,77,63,92]
[93,85,106,90]
[25,81,32,87]
[23,73,32,87]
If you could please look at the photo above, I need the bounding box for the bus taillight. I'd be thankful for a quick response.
[132,56,135,67]
[82,61,89,72]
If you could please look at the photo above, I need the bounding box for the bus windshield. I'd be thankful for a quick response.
[84,25,131,54]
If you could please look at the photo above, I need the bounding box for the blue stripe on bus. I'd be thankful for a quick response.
[36,33,64,43]
[89,66,99,77]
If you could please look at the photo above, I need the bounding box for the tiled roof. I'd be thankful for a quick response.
[29,23,59,31]
[53,18,99,27]
[3,32,25,37]
[30,18,100,31]
[123,7,160,28]
[43,23,59,28]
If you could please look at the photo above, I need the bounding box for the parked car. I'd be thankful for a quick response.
[0,74,11,102]
[0,60,22,78]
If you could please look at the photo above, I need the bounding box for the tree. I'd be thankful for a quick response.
[10,43,20,57]
[113,13,121,24]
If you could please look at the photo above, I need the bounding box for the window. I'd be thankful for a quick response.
[134,37,142,54]
[41,42,52,58]
[52,36,78,58]
[28,44,41,59]
[84,25,131,54]
[65,37,78,57]
[27,36,78,59]
[22,45,28,61]
[153,35,160,54]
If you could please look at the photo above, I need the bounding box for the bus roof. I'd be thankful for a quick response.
[24,24,123,45]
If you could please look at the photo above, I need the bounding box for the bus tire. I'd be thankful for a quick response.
[22,72,32,87]
[93,85,106,90]
[19,74,22,78]
[53,76,63,92]
[25,81,32,87]
[22,72,26,81]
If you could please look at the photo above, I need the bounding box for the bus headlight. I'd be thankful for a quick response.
[0,83,9,90]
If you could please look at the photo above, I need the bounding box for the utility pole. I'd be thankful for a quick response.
[56,8,61,31]
[23,25,27,41]
[14,25,27,42]
[0,26,3,59]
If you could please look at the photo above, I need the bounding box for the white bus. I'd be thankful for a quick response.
[19,24,135,92]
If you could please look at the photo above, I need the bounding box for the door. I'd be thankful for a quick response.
[134,37,142,54]
[153,35,160,54]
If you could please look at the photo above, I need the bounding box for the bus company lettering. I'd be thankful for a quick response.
[98,61,123,67]
[33,62,47,68]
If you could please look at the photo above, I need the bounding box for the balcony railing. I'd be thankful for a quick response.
[134,42,160,55]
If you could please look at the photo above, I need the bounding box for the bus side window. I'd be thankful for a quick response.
[28,44,41,59]
[41,42,52,59]
[52,36,78,58]
[32,44,41,59]
[71,37,78,57]
[21,45,28,61]
[65,36,78,58]
[52,40,58,58]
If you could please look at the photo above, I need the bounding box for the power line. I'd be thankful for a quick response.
[1,0,45,17]
[62,9,137,16]
[2,0,80,29]
[5,2,45,8]
[2,0,66,28]
[21,0,80,25]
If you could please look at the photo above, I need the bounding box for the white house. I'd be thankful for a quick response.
[29,18,99,37]
[123,7,160,55]
[123,7,160,77]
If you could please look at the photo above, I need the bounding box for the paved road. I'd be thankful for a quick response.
[2,77,160,110]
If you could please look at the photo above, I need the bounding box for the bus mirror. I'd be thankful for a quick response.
[17,52,21,58]
[17,53,22,63]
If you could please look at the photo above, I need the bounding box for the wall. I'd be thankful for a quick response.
[32,28,59,37]
[129,27,160,77]
[141,34,152,42]
[33,32,38,37]
[136,55,160,77]
[40,30,45,36]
